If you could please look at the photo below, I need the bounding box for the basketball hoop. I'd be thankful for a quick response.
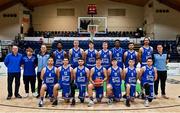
[90,29,96,41]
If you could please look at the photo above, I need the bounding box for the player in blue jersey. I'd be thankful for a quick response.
[111,40,125,69]
[124,42,138,68]
[84,41,98,69]
[70,58,89,105]
[52,57,73,106]
[106,58,123,104]
[52,42,67,67]
[69,40,84,68]
[87,57,107,107]
[138,37,153,67]
[99,41,112,69]
[123,59,139,107]
[140,58,157,107]
[38,57,59,107]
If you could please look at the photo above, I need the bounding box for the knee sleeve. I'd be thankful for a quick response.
[144,83,150,95]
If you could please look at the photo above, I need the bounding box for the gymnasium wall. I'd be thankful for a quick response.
[0,4,20,40]
[32,0,144,31]
[0,4,30,40]
[144,0,180,40]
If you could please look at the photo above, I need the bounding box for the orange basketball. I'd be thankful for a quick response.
[94,78,103,87]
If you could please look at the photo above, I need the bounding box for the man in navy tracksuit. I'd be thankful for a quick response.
[4,45,22,100]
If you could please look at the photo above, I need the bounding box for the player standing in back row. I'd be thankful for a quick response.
[69,40,84,68]
[111,40,125,69]
[99,41,112,69]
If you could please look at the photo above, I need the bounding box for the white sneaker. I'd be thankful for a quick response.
[24,93,29,98]
[38,100,44,107]
[88,100,94,107]
[32,92,38,97]
[144,99,149,107]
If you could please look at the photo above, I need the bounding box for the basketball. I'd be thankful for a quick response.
[94,78,103,87]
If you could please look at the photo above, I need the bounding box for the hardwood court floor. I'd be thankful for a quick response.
[0,75,180,113]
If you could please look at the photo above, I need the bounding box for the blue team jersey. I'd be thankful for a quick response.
[141,66,155,84]
[75,66,88,85]
[109,67,121,86]
[125,67,137,85]
[22,55,37,76]
[86,49,96,68]
[59,66,71,85]
[53,50,65,67]
[43,66,57,85]
[70,48,82,68]
[141,46,153,65]
[111,47,124,68]
[100,50,111,69]
[125,50,137,68]
[92,66,105,81]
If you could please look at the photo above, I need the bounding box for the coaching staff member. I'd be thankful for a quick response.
[153,44,169,99]
[4,45,22,100]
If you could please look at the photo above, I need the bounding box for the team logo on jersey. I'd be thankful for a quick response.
[49,73,51,77]
[75,53,79,57]
[149,71,152,75]
[131,72,134,76]
[80,72,83,76]
[130,55,133,59]
[114,72,117,76]
[104,54,107,57]
[58,55,61,59]
[116,53,120,57]
[90,53,93,57]
[64,71,67,75]
[98,72,101,76]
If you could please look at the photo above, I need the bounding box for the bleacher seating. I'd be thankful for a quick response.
[29,31,139,38]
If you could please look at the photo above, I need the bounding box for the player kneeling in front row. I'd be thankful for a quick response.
[38,57,59,107]
[123,59,139,107]
[52,57,73,106]
[70,58,89,105]
[140,58,157,107]
[87,57,107,107]
[106,58,123,104]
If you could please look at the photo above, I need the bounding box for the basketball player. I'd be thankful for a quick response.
[124,42,138,68]
[84,41,98,69]
[52,42,67,67]
[106,58,123,104]
[69,40,84,68]
[123,59,139,107]
[140,58,157,107]
[52,57,73,106]
[71,58,89,105]
[138,37,153,67]
[87,57,107,107]
[38,57,58,107]
[99,41,112,69]
[111,40,125,69]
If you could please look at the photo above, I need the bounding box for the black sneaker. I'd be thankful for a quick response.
[36,94,40,98]
[71,99,76,106]
[6,96,12,100]
[52,100,58,106]
[15,94,22,98]
[126,99,130,107]
[80,98,84,103]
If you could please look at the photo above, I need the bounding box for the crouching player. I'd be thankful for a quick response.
[140,58,157,107]
[52,57,73,106]
[38,57,59,107]
[87,57,107,107]
[123,59,139,107]
[106,58,123,104]
[70,58,89,105]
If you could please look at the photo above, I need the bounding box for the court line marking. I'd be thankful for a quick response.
[0,103,180,111]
